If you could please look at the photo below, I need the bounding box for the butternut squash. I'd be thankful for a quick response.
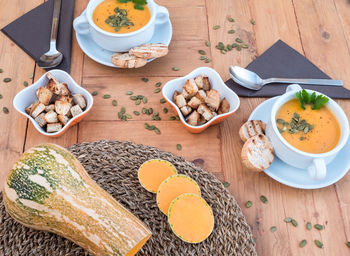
[2,144,152,256]
[168,193,214,243]
[138,159,177,193]
[156,174,201,214]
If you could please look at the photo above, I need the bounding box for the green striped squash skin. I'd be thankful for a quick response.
[2,144,151,256]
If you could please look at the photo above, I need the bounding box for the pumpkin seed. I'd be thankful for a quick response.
[137,95,144,99]
[0,94,2,99]
[126,114,132,119]
[163,108,168,113]
[143,97,148,104]
[241,44,249,49]
[284,217,292,223]
[141,77,149,82]
[169,116,177,120]
[277,119,285,124]
[245,201,252,208]
[228,29,235,34]
[92,91,98,96]
[299,240,307,248]
[270,226,277,233]
[154,88,161,93]
[346,242,350,248]
[250,19,256,25]
[205,58,211,63]
[223,182,230,187]
[175,115,180,121]
[221,49,227,54]
[306,222,312,230]
[142,108,147,114]
[172,67,180,71]
[3,107,9,114]
[176,144,182,150]
[232,43,238,48]
[133,111,140,116]
[260,195,268,204]
[126,91,133,95]
[0,68,3,73]
[130,96,137,100]
[160,98,166,104]
[299,136,306,141]
[148,108,153,114]
[144,123,150,129]
[213,25,220,30]
[3,78,11,83]
[29,73,34,79]
[135,99,141,105]
[228,17,235,22]
[23,81,29,87]
[198,50,206,55]
[154,128,161,134]
[278,127,284,133]
[314,224,324,230]
[112,100,117,106]
[236,38,243,43]
[227,44,233,51]
[103,94,111,99]
[291,219,298,227]
[200,56,207,60]
[155,82,162,87]
[205,41,211,47]
[314,240,323,248]
[120,107,126,114]
[236,45,242,51]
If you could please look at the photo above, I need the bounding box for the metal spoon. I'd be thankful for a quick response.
[229,66,343,90]
[37,0,63,69]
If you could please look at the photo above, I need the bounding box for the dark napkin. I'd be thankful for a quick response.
[225,40,350,98]
[1,0,75,73]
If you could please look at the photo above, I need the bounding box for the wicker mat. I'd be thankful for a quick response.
[0,140,257,256]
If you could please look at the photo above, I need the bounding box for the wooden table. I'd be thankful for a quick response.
[1,0,349,255]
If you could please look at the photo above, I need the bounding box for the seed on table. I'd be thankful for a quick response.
[200,56,207,60]
[176,144,182,150]
[221,49,227,54]
[227,44,233,51]
[198,50,206,55]
[92,91,98,96]
[141,77,149,82]
[142,108,147,114]
[148,108,153,114]
[112,100,117,106]
[241,43,249,48]
[160,98,166,103]
[126,91,133,95]
[260,195,268,204]
[223,182,230,187]
[232,43,238,48]
[169,116,176,120]
[137,95,144,99]
[213,25,220,30]
[126,114,132,119]
[155,82,162,87]
[103,94,111,99]
[270,226,277,233]
[175,115,180,120]
[0,68,3,73]
[144,123,150,129]
[23,81,29,87]
[130,96,137,100]
[299,240,307,248]
[154,128,161,134]
[205,58,211,63]
[245,201,252,208]
[291,219,298,227]
[314,240,323,248]
[236,45,242,51]
[154,88,161,93]
[284,217,292,223]
[236,38,243,43]
[205,41,211,47]
[133,111,140,116]
[120,107,126,114]
[306,222,312,230]
[228,29,235,34]
[3,107,9,114]
[250,18,256,25]
[135,99,141,105]
[346,242,350,248]
[172,67,180,71]
[29,73,34,79]
[143,97,148,104]
[314,224,324,230]
[3,78,11,83]
[0,94,2,99]
[228,17,235,22]
[163,108,168,113]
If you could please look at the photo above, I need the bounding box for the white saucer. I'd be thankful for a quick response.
[249,97,350,189]
[75,10,173,67]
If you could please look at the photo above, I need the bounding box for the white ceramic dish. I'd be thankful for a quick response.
[162,67,240,133]
[73,0,169,52]
[75,10,172,68]
[249,97,350,189]
[13,70,93,137]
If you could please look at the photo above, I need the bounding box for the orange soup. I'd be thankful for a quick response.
[276,98,340,154]
[93,0,151,34]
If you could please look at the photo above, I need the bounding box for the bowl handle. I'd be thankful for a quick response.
[286,83,302,93]
[73,12,90,35]
[155,5,169,25]
[307,158,327,180]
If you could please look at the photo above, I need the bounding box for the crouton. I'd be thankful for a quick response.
[46,73,70,96]
[45,104,55,112]
[180,106,192,116]
[218,98,230,114]
[173,90,180,102]
[175,94,187,108]
[202,76,211,91]
[36,87,53,105]
[30,102,45,118]
[194,76,204,89]
[181,89,191,100]
[184,78,198,96]
[55,100,71,116]
[186,111,200,126]
[198,115,206,125]
[58,95,73,104]
[187,97,202,109]
[205,89,221,111]
[197,103,213,121]
[43,110,58,123]
[70,105,83,117]
[34,113,47,128]
[25,103,34,114]
[58,114,70,125]
[46,123,62,133]
[72,94,87,109]
[196,90,207,102]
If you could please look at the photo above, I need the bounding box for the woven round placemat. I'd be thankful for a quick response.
[0,140,256,256]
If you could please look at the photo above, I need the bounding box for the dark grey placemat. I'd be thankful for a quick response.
[0,140,256,256]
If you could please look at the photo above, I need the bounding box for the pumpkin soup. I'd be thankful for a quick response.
[93,0,151,34]
[276,98,340,154]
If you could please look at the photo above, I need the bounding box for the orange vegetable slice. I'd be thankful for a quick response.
[157,174,201,214]
[168,193,214,243]
[138,159,177,193]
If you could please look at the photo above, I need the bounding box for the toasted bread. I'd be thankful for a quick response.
[239,120,266,142]
[196,90,207,102]
[197,103,213,121]
[241,134,274,172]
[58,114,70,125]
[202,76,211,91]
[186,111,200,126]
[111,53,147,68]
[36,87,53,106]
[34,113,47,128]
[175,94,187,108]
[30,102,45,118]
[55,100,71,116]
[129,43,168,59]
[72,94,87,109]
[187,96,202,109]
[58,95,73,104]
[70,105,83,117]
[46,73,70,96]
[25,103,34,114]
[180,106,192,116]
[181,89,191,100]
[46,123,62,133]
[218,98,230,114]
[173,90,180,102]
[43,110,58,123]
[184,79,198,96]
[45,104,55,112]
[205,89,221,111]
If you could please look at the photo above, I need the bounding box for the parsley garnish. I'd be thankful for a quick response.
[118,0,147,10]
[295,90,329,110]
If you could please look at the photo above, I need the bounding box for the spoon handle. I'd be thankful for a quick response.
[49,0,62,52]
[263,78,343,87]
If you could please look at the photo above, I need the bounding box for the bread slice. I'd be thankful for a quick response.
[43,110,58,123]
[45,104,55,112]
[25,103,34,114]
[58,114,70,125]
[173,90,180,102]
[46,123,62,133]
[181,89,191,100]
[241,134,274,172]
[184,79,198,96]
[175,94,187,108]
[111,53,147,68]
[196,90,207,102]
[218,98,230,114]
[205,89,221,111]
[70,105,83,117]
[58,95,73,104]
[55,100,71,116]
[30,102,45,118]
[187,96,201,109]
[239,120,266,142]
[72,94,87,109]
[34,113,47,128]
[194,76,210,91]
[180,106,192,116]
[197,103,213,121]
[36,87,53,106]
[186,111,200,126]
[129,43,168,59]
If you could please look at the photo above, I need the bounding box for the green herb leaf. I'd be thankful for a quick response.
[296,91,305,110]
[228,29,235,34]
[133,111,140,116]
[299,240,307,248]
[23,81,29,87]
[310,92,316,103]
[3,78,11,83]
[312,95,329,110]
[160,98,166,103]
[302,89,311,103]
[228,17,235,22]
[250,18,256,25]
[154,88,161,93]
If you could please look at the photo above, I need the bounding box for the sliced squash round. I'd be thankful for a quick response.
[138,159,177,193]
[156,174,201,214]
[168,193,214,243]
